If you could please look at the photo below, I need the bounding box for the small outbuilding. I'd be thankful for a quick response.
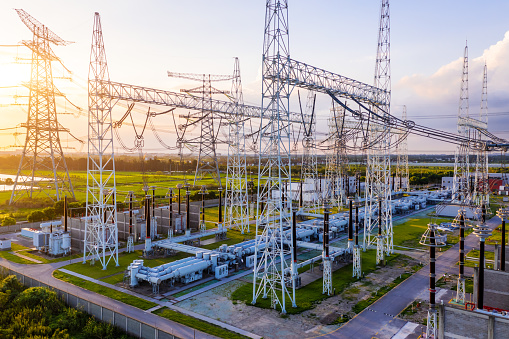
[0,238,11,250]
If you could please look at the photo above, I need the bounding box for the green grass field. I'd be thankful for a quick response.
[232,250,400,314]
[392,212,452,249]
[486,224,509,245]
[153,307,249,339]
[53,270,158,310]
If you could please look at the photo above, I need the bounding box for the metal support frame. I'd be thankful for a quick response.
[83,12,119,269]
[455,208,466,304]
[353,202,362,278]
[420,223,446,339]
[127,191,134,253]
[323,204,332,295]
[224,58,249,234]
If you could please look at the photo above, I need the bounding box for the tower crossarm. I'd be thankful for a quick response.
[273,58,388,106]
[15,9,73,46]
[458,116,488,130]
[99,79,305,123]
[167,71,235,82]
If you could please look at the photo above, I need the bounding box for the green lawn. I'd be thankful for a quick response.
[393,213,458,249]
[464,249,496,269]
[153,307,249,339]
[0,249,35,264]
[53,270,158,310]
[232,250,400,314]
[486,224,509,245]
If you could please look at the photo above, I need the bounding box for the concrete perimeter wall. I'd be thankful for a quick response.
[0,265,217,339]
[439,305,509,339]
[484,269,509,310]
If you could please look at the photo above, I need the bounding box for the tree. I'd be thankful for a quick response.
[1,216,16,226]
[27,210,45,223]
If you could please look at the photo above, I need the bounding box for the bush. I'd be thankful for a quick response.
[43,207,56,220]
[27,210,45,223]
[15,287,64,314]
[54,200,65,215]
[1,216,16,226]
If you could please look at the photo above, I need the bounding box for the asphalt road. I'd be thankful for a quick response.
[321,215,501,339]
[0,251,218,339]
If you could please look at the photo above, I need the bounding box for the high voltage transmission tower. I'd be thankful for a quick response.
[299,90,320,213]
[224,58,249,234]
[252,0,297,313]
[452,44,471,204]
[364,0,393,264]
[395,105,409,192]
[325,103,349,208]
[10,9,75,204]
[167,71,235,187]
[83,12,119,269]
[473,63,489,207]
[252,0,388,313]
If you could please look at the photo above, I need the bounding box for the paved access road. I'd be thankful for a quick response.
[320,216,501,339]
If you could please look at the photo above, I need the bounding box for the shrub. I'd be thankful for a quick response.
[15,287,64,314]
[27,210,45,223]
[42,207,56,220]
[1,216,16,226]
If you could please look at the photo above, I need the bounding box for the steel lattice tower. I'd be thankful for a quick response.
[167,72,234,187]
[364,0,392,263]
[300,91,319,213]
[395,105,409,192]
[10,9,75,204]
[252,0,297,313]
[473,63,489,207]
[83,12,119,269]
[224,57,249,234]
[452,44,471,204]
[325,104,349,208]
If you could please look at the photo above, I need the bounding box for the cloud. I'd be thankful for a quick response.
[397,31,509,103]
[393,31,509,153]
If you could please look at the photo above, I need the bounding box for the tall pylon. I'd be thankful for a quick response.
[10,9,75,204]
[364,0,392,262]
[325,102,349,208]
[224,57,249,234]
[167,72,234,187]
[83,12,119,269]
[452,44,470,204]
[473,63,489,207]
[395,106,409,192]
[252,0,297,314]
[300,90,319,213]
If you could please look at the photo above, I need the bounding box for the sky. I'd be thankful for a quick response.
[1,0,509,156]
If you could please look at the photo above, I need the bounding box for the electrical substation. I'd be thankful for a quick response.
[1,1,509,338]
